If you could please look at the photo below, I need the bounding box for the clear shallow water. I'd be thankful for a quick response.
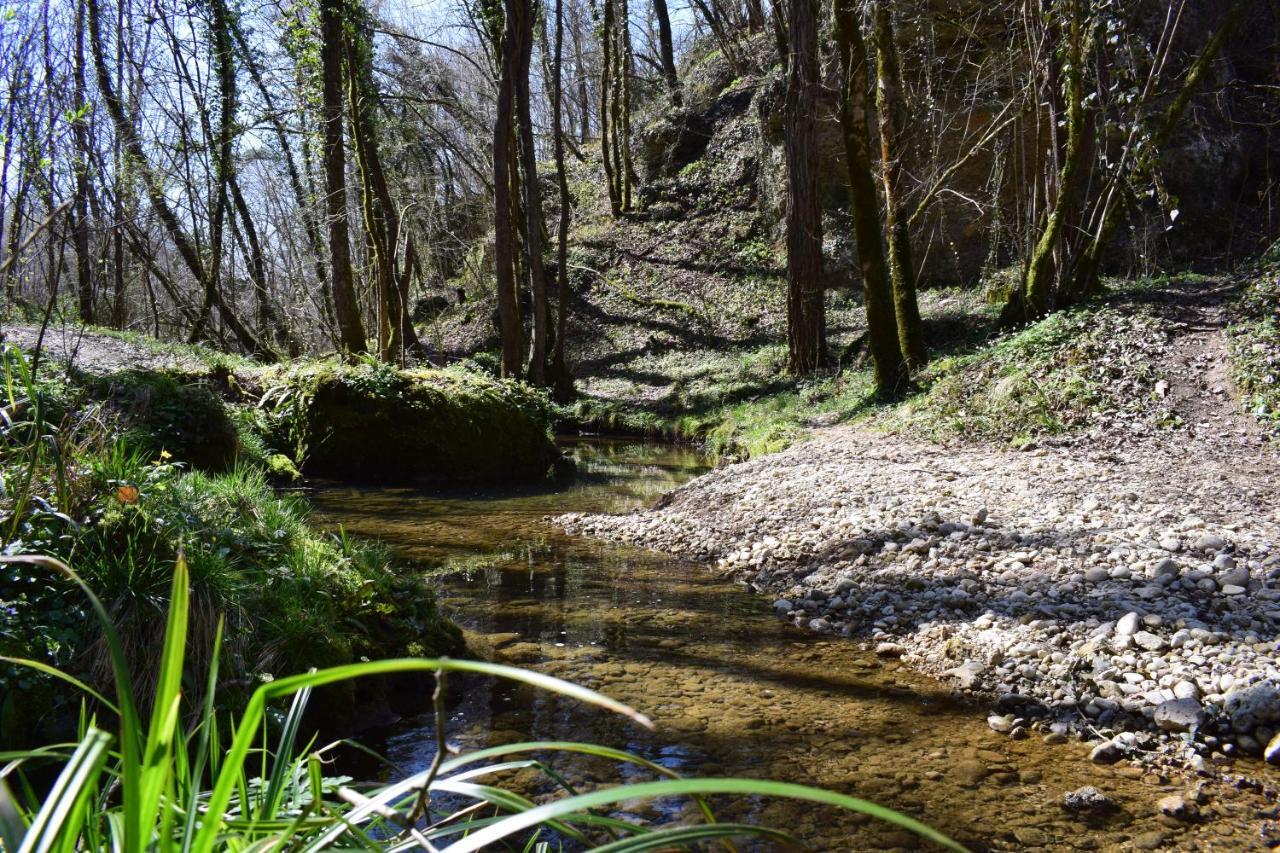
[309,439,1273,851]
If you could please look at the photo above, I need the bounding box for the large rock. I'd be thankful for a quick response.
[1224,681,1280,734]
[1154,698,1205,733]
[262,363,561,485]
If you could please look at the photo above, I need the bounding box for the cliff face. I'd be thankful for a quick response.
[638,2,1279,291]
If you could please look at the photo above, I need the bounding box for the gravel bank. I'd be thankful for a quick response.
[560,424,1280,770]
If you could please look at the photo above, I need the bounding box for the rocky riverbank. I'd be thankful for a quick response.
[559,422,1280,776]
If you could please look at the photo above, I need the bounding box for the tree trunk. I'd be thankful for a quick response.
[72,0,94,324]
[1016,0,1089,321]
[551,0,574,398]
[652,0,681,105]
[494,0,524,377]
[872,1,924,369]
[782,0,825,374]
[600,0,621,215]
[512,0,549,384]
[833,0,905,396]
[319,0,367,354]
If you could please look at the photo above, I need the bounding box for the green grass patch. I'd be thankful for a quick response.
[1228,251,1280,431]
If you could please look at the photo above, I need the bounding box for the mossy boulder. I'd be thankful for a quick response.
[88,370,239,471]
[261,362,562,485]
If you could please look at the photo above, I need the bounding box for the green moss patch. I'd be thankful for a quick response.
[1228,254,1280,433]
[86,370,240,471]
[261,361,561,485]
[882,303,1169,446]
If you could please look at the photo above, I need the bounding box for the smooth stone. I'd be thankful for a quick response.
[1195,533,1226,552]
[1154,698,1205,732]
[1266,731,1280,764]
[875,642,906,657]
[1116,612,1142,636]
[1132,630,1167,651]
[1089,741,1123,764]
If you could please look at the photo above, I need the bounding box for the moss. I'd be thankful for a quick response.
[260,361,561,485]
[1228,256,1280,432]
[86,370,240,471]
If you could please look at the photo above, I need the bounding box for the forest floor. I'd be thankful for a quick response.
[561,275,1280,778]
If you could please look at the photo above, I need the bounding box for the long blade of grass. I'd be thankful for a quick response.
[193,658,650,853]
[437,778,968,853]
[302,740,682,851]
[17,728,112,853]
[0,778,28,851]
[0,556,143,849]
[589,823,801,852]
[181,615,224,853]
[0,658,119,716]
[136,555,190,843]
[258,685,312,821]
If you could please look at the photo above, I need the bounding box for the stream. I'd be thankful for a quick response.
[310,439,1273,851]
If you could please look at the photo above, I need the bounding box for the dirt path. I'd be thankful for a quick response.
[1,323,221,375]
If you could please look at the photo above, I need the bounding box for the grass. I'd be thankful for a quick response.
[0,554,965,851]
[1228,248,1280,433]
[0,343,460,747]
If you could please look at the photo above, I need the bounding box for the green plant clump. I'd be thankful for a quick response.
[260,360,562,485]
[1229,255,1280,432]
[0,345,461,745]
[886,304,1165,446]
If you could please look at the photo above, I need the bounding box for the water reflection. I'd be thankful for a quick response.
[310,439,1274,850]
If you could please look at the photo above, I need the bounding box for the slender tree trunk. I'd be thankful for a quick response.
[619,0,635,210]
[782,0,825,374]
[511,0,549,384]
[72,0,94,324]
[872,1,924,369]
[494,0,524,377]
[652,0,680,106]
[1016,0,1089,321]
[551,0,574,397]
[833,0,905,395]
[319,0,367,354]
[600,0,621,215]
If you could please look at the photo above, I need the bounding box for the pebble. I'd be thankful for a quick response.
[1157,794,1198,822]
[1116,612,1142,636]
[1089,741,1124,764]
[1062,786,1114,814]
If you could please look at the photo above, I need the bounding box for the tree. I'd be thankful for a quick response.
[550,0,575,397]
[782,0,825,374]
[511,0,549,383]
[493,0,524,377]
[652,0,680,105]
[319,0,368,354]
[833,0,905,396]
[872,0,924,369]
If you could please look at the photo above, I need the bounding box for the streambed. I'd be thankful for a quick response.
[310,439,1275,850]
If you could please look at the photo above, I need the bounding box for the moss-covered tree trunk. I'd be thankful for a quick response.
[493,0,524,378]
[318,0,366,354]
[1015,0,1090,321]
[872,1,925,370]
[782,0,826,374]
[834,0,905,396]
[550,0,575,398]
[600,0,621,216]
[512,0,549,384]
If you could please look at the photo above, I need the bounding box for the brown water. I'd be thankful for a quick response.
[310,439,1275,851]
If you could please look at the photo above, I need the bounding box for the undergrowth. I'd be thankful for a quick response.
[1229,248,1280,433]
[0,344,460,746]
